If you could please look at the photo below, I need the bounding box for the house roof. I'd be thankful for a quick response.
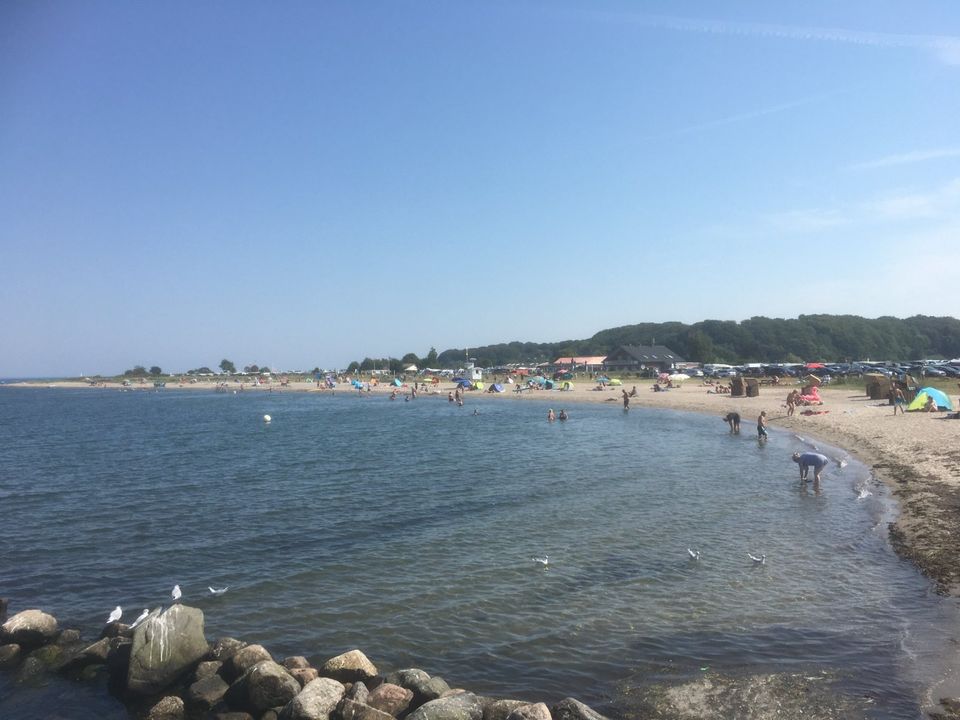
[607,345,685,363]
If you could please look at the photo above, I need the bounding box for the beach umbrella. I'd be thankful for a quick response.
[392,378,403,387]
[668,373,690,383]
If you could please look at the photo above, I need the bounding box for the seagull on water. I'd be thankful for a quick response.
[531,555,549,566]
[130,609,149,628]
[209,586,229,596]
[748,553,766,564]
[172,584,182,602]
[106,606,122,624]
[687,548,701,561]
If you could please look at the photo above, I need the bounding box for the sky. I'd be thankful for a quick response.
[2,1,959,376]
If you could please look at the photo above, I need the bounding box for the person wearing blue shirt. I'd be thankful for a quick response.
[792,452,829,485]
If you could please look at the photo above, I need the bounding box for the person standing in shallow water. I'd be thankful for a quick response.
[547,408,556,422]
[622,388,630,410]
[757,411,768,441]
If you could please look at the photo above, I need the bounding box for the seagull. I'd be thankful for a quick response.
[130,609,149,628]
[687,548,701,561]
[531,555,549,566]
[748,553,766,564]
[172,584,182,602]
[209,586,229,595]
[106,606,122,624]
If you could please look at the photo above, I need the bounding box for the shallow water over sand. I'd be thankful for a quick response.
[0,388,957,718]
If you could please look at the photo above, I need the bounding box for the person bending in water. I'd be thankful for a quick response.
[558,409,568,421]
[547,408,556,422]
[792,451,829,485]
[723,412,741,434]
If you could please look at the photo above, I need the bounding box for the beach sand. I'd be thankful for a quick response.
[8,376,960,595]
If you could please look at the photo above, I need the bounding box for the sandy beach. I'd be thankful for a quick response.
[9,376,960,596]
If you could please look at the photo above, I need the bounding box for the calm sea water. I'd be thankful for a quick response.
[1,387,957,718]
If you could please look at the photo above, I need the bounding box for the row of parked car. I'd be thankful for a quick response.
[697,362,960,380]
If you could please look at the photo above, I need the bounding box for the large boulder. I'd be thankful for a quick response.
[127,605,209,695]
[320,649,378,684]
[406,692,484,720]
[187,673,230,712]
[347,680,370,704]
[209,637,248,662]
[225,660,301,715]
[278,676,345,720]
[147,695,186,720]
[340,698,397,720]
[224,643,273,682]
[367,682,415,717]
[284,656,311,670]
[59,637,112,675]
[195,659,223,680]
[550,699,607,720]
[506,704,551,720]
[484,700,528,720]
[1,609,58,650]
[384,669,450,708]
[291,667,319,687]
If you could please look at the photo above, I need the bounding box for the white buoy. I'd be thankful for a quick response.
[263,414,271,423]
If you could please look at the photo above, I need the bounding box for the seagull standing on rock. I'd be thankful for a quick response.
[106,606,122,624]
[172,585,182,602]
[130,609,149,628]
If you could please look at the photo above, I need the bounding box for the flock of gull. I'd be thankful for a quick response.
[104,584,229,626]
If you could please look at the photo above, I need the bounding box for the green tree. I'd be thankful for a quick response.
[347,361,360,373]
[123,365,148,377]
[424,347,438,367]
[149,366,162,377]
[244,364,260,374]
[219,359,236,374]
[401,352,420,367]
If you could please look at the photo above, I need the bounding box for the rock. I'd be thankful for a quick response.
[262,711,282,720]
[367,682,414,717]
[60,637,112,675]
[340,697,397,720]
[127,604,209,695]
[550,699,607,720]
[224,644,274,682]
[406,692,484,720]
[284,656,311,670]
[196,659,223,680]
[384,668,431,689]
[213,713,255,720]
[210,637,248,662]
[483,700,528,720]
[0,643,21,669]
[27,643,63,668]
[347,680,370,704]
[291,667,319,687]
[1,609,59,650]
[506,704,551,720]
[320,649,378,684]
[226,660,301,715]
[188,673,230,711]
[147,695,186,720]
[100,621,130,639]
[16,655,47,683]
[277,676,345,720]
[57,628,82,645]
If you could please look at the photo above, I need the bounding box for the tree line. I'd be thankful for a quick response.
[395,315,960,368]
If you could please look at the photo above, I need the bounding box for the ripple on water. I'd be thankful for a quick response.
[0,389,957,719]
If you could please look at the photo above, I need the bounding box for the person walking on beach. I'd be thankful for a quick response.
[891,384,906,415]
[723,412,741,434]
[622,388,630,410]
[757,411,768,441]
[792,451,829,486]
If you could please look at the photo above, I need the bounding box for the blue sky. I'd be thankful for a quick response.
[2,1,959,375]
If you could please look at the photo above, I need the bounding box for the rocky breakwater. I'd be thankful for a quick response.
[0,600,610,720]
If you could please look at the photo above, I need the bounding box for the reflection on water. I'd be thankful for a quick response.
[0,388,957,718]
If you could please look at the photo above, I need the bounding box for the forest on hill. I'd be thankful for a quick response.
[429,315,960,368]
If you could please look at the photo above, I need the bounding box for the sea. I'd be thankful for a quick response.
[0,386,958,719]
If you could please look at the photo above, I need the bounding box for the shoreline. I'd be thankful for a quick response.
[8,377,958,595]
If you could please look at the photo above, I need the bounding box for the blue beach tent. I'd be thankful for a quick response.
[908,386,953,411]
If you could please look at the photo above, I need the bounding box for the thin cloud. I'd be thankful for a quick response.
[847,148,960,171]
[585,12,960,66]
